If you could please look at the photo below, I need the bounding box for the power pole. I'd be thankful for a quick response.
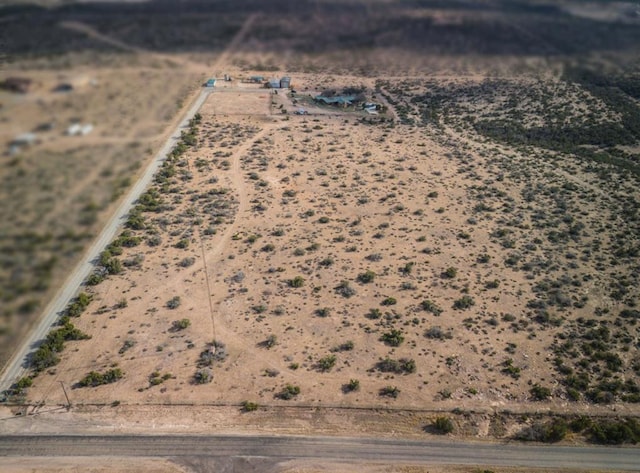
[59,381,71,410]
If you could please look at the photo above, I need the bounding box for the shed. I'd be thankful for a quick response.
[205,79,216,87]
[11,132,37,146]
[268,79,280,88]
[280,77,291,89]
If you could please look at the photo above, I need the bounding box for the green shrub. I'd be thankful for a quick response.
[357,270,376,283]
[277,384,300,400]
[193,368,213,384]
[380,386,400,398]
[242,401,259,412]
[171,318,191,331]
[380,329,404,347]
[381,296,397,306]
[343,379,360,393]
[79,368,123,387]
[288,276,305,288]
[166,296,181,309]
[376,357,416,374]
[433,416,454,434]
[590,419,640,444]
[442,267,457,279]
[420,300,442,316]
[318,354,337,372]
[530,384,552,401]
[453,296,475,310]
[516,419,568,443]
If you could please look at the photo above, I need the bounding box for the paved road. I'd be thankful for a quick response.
[0,88,212,394]
[0,434,638,470]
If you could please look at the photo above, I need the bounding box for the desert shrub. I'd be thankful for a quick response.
[380,329,404,346]
[178,257,195,267]
[319,257,334,267]
[64,292,92,317]
[477,254,491,263]
[433,416,454,434]
[175,238,190,249]
[118,339,136,355]
[277,384,300,400]
[288,276,305,288]
[171,318,191,331]
[516,419,568,443]
[530,384,552,401]
[381,296,397,306]
[315,307,331,317]
[501,358,521,379]
[331,340,354,352]
[420,300,443,316]
[379,386,400,398]
[262,334,277,349]
[78,368,123,387]
[442,267,458,279]
[453,296,475,310]
[193,368,213,384]
[166,296,181,309]
[335,281,356,298]
[242,401,259,412]
[7,376,33,395]
[589,419,639,444]
[357,270,376,283]
[485,279,500,289]
[318,354,337,372]
[424,326,453,340]
[147,235,162,247]
[376,357,416,374]
[366,308,382,319]
[86,271,105,286]
[343,379,360,393]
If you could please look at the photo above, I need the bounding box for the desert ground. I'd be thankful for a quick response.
[1,0,639,465]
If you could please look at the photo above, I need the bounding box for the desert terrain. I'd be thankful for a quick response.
[1,0,640,470]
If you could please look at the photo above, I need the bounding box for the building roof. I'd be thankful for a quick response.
[314,95,358,105]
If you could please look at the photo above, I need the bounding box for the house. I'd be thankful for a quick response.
[314,95,358,106]
[11,132,37,146]
[205,79,216,87]
[0,77,32,94]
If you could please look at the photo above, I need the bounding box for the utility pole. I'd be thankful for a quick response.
[59,381,71,410]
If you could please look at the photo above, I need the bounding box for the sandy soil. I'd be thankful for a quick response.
[9,68,635,431]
